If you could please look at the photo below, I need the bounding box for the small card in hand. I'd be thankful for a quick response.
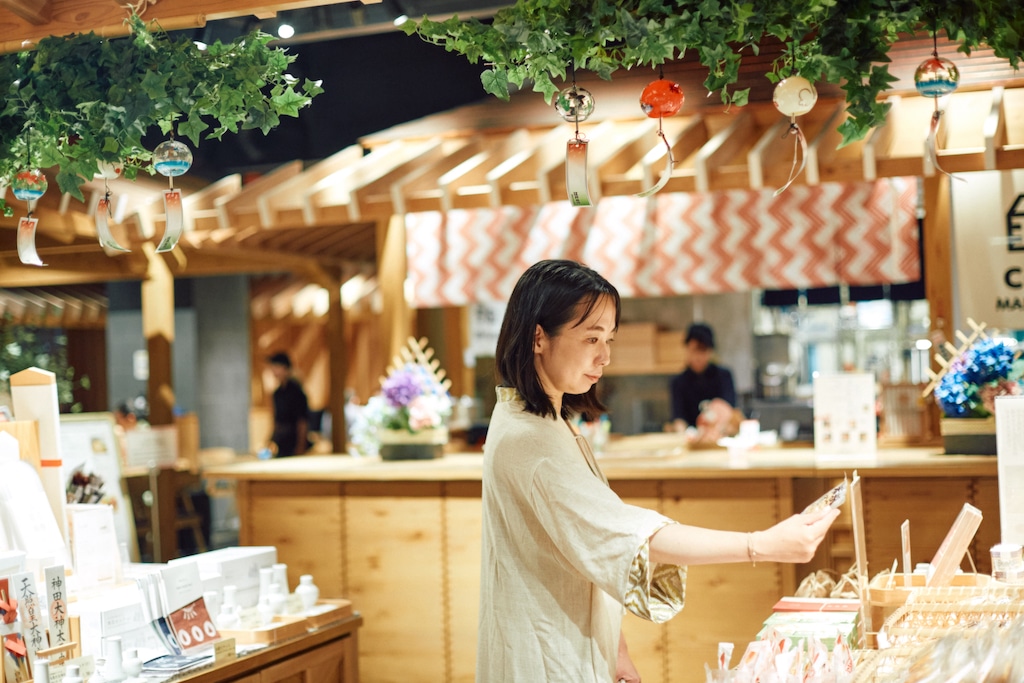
[803,480,847,514]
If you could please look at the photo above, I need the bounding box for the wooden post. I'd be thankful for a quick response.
[326,277,347,453]
[378,215,412,366]
[142,245,175,426]
[923,175,953,431]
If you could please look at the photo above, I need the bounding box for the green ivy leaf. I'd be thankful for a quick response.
[481,69,511,100]
[271,88,308,118]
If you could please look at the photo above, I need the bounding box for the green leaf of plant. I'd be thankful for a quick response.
[481,69,510,100]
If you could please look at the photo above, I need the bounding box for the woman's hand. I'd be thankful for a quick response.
[753,508,841,564]
[616,632,641,683]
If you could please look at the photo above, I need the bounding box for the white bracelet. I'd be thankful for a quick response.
[747,532,759,566]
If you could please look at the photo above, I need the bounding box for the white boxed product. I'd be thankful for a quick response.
[168,546,276,608]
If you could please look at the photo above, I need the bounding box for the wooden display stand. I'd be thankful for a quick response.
[0,420,41,471]
[220,599,353,645]
[177,613,362,683]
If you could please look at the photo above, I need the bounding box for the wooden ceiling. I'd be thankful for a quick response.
[2,9,1024,292]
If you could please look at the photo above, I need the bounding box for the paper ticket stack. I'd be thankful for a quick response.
[10,367,68,540]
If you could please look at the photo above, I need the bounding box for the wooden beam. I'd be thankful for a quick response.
[142,241,175,426]
[0,0,51,25]
[485,126,567,207]
[863,97,900,181]
[984,86,1005,170]
[693,110,754,192]
[0,0,359,52]
[389,138,477,215]
[805,104,845,185]
[747,117,790,190]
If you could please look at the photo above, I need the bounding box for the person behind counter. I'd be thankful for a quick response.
[669,322,740,444]
[266,351,310,457]
[479,259,839,683]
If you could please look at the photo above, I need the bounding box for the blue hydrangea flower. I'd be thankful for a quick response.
[935,338,1024,418]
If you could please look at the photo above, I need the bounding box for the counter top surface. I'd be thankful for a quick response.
[203,435,997,481]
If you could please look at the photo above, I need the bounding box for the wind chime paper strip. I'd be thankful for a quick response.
[16,217,45,266]
[565,139,591,207]
[157,189,184,252]
[773,123,808,197]
[96,197,130,252]
[635,130,674,198]
[925,111,965,182]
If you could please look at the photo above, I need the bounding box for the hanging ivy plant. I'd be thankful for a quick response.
[404,0,1023,147]
[0,13,324,217]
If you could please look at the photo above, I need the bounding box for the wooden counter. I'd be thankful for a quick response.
[177,614,362,683]
[204,442,999,683]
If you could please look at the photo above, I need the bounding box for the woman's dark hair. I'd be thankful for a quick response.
[496,259,620,421]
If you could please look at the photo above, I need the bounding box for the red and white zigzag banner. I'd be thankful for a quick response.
[405,177,919,307]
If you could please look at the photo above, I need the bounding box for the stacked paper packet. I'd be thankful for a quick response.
[995,396,1024,545]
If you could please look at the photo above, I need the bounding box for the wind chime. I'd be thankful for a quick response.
[152,136,194,252]
[555,64,595,207]
[914,26,961,180]
[12,132,48,266]
[637,70,684,197]
[94,159,130,252]
[771,46,818,196]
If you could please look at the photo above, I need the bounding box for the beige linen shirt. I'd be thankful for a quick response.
[477,389,687,682]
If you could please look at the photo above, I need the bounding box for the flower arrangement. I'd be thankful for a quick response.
[350,337,453,458]
[933,337,1024,418]
[376,362,453,433]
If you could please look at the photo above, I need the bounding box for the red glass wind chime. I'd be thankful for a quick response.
[914,26,961,180]
[771,44,818,196]
[637,71,684,197]
[556,65,685,205]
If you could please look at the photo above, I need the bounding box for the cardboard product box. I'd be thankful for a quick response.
[168,546,276,608]
[758,610,859,651]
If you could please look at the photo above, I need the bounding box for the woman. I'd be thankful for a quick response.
[478,260,838,682]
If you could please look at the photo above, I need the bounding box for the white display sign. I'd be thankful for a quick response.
[468,301,506,358]
[812,373,877,459]
[995,396,1024,544]
[950,169,1024,327]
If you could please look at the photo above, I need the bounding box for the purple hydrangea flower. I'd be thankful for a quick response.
[381,370,423,408]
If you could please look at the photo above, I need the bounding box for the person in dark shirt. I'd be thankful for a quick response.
[669,323,739,443]
[267,352,310,457]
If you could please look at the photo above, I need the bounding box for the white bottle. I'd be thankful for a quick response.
[257,595,274,626]
[296,574,320,611]
[258,567,274,603]
[102,635,126,682]
[63,664,84,683]
[272,562,289,594]
[268,583,287,616]
[222,584,238,610]
[89,662,108,683]
[203,590,221,621]
[123,648,144,678]
[34,658,50,683]
[217,602,240,630]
